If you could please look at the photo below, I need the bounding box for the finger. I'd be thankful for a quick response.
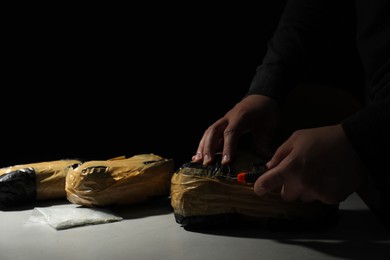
[192,133,207,162]
[268,153,306,202]
[260,161,303,202]
[220,127,240,165]
[253,165,285,196]
[192,120,226,163]
[253,140,295,197]
[255,166,304,202]
[267,149,305,202]
[200,119,228,165]
[266,136,294,169]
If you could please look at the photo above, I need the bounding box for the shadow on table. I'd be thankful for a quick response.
[1,198,72,211]
[1,195,174,220]
[109,200,390,259]
[108,196,173,219]
[3,195,390,259]
[183,209,390,260]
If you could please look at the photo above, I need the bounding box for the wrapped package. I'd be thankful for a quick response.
[65,153,175,207]
[170,150,339,230]
[0,159,82,208]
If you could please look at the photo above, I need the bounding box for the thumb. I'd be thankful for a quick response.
[254,139,292,196]
[266,137,293,169]
[253,164,285,196]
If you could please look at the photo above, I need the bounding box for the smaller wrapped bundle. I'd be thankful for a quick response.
[65,154,175,207]
[0,159,82,208]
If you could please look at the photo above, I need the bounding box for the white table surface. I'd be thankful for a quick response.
[1,192,389,260]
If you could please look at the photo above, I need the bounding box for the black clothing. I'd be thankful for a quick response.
[247,0,390,228]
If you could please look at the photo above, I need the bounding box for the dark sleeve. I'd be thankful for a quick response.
[342,96,390,176]
[342,0,390,176]
[247,0,347,101]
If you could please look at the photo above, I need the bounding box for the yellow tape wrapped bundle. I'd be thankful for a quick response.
[0,159,81,208]
[170,150,339,230]
[66,154,174,207]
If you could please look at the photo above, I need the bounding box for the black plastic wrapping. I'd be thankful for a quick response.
[0,168,36,209]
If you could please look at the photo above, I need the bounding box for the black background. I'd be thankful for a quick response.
[2,1,363,170]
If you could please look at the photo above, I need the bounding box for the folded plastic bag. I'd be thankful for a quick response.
[27,204,123,230]
[66,153,174,207]
[0,159,81,208]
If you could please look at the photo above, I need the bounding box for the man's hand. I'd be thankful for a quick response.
[192,94,280,166]
[254,124,367,204]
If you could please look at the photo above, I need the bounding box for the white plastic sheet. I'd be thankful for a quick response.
[27,204,123,230]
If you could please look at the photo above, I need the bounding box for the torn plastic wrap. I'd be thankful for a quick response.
[0,159,82,209]
[170,150,339,229]
[65,154,175,207]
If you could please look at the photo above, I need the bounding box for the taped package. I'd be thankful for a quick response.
[170,150,339,230]
[65,153,175,207]
[0,159,81,209]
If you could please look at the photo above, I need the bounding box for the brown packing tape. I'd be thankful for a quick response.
[170,150,338,220]
[65,153,175,207]
[171,171,334,219]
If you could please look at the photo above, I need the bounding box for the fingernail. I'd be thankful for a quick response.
[222,154,229,164]
[203,154,210,165]
[266,160,273,169]
[195,152,202,160]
